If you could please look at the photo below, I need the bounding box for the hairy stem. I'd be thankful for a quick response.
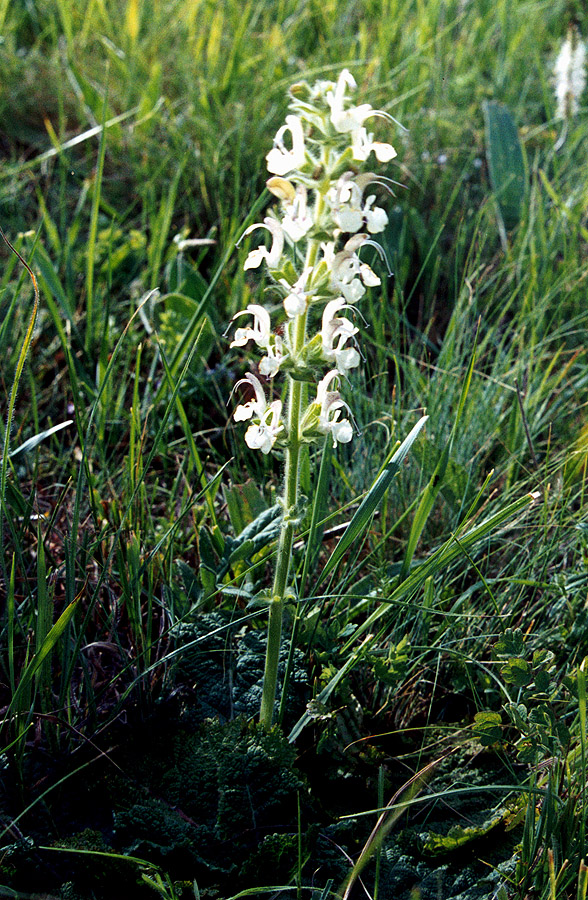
[259,325,305,729]
[259,212,325,729]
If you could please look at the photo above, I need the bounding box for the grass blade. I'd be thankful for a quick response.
[314,415,429,592]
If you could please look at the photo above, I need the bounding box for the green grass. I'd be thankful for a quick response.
[1,0,588,897]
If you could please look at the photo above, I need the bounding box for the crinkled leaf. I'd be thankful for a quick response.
[493,628,525,658]
[500,658,532,688]
[423,805,507,855]
[533,668,551,694]
[473,710,503,746]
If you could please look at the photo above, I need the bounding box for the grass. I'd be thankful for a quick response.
[1,0,588,897]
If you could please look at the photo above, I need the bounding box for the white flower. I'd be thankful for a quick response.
[266,115,307,176]
[230,305,284,376]
[327,69,373,133]
[279,268,312,318]
[321,299,360,373]
[242,218,284,271]
[322,237,381,304]
[245,400,283,454]
[233,373,269,421]
[316,370,353,446]
[554,28,587,119]
[328,175,364,233]
[230,304,272,350]
[326,69,397,164]
[281,185,313,242]
[352,126,397,163]
[362,195,388,233]
[328,175,389,235]
[258,342,284,378]
[233,373,283,453]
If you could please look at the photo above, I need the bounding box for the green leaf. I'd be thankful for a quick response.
[198,525,219,574]
[533,668,551,694]
[399,331,478,580]
[315,415,428,590]
[505,701,528,729]
[555,721,570,748]
[532,649,554,669]
[473,710,503,746]
[8,597,81,717]
[423,805,507,855]
[483,101,526,232]
[413,437,469,512]
[224,480,268,536]
[500,658,532,688]
[493,628,525,658]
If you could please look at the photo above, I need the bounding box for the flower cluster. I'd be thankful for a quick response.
[554,24,587,121]
[230,70,397,454]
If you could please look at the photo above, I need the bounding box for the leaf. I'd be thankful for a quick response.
[315,415,429,590]
[505,701,528,729]
[500,658,532,689]
[223,480,268,536]
[532,649,555,669]
[8,597,81,717]
[198,525,219,574]
[176,560,202,603]
[423,805,507,855]
[3,420,73,461]
[555,721,570,748]
[483,101,526,232]
[399,332,478,580]
[493,628,525,658]
[533,668,551,694]
[413,438,469,512]
[473,710,503,746]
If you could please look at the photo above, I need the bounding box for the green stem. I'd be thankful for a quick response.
[259,334,304,729]
[259,194,325,729]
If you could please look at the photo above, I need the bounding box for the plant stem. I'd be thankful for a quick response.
[259,325,304,729]
[259,197,324,729]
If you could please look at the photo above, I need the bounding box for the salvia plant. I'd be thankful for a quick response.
[228,70,400,729]
[554,24,586,122]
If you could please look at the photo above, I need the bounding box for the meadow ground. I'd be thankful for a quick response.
[1,1,588,897]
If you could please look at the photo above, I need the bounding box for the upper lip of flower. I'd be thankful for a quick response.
[327,70,372,133]
[266,115,307,176]
[321,299,358,350]
[230,304,272,349]
[315,370,354,444]
[232,373,270,421]
[240,218,284,270]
